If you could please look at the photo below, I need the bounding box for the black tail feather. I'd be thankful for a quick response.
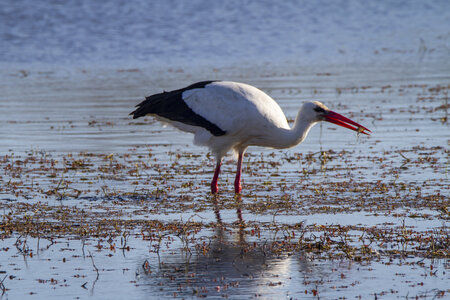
[130,81,226,136]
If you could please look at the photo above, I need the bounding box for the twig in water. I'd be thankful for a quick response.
[398,151,410,162]
[398,151,411,169]
[88,250,99,280]
[0,274,7,295]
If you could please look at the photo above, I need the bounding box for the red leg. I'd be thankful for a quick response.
[211,161,221,194]
[234,151,244,194]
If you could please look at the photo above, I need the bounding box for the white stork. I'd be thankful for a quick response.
[131,81,370,194]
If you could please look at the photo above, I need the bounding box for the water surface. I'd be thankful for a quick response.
[0,0,449,299]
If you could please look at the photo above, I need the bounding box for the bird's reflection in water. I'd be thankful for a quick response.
[137,195,331,298]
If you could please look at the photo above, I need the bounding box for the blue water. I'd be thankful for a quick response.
[1,0,449,69]
[1,2,449,299]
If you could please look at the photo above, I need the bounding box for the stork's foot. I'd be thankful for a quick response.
[234,182,242,194]
[211,183,219,194]
[234,151,244,194]
[211,161,222,195]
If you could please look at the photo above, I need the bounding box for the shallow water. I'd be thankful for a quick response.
[2,0,449,68]
[1,63,448,299]
[2,231,449,300]
[1,0,449,299]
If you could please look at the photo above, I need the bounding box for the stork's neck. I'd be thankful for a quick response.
[271,108,318,149]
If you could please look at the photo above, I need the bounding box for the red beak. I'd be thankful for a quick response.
[324,111,371,135]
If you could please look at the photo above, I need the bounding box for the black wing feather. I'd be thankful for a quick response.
[130,81,226,136]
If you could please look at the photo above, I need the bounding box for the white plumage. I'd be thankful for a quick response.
[182,81,290,158]
[131,81,370,194]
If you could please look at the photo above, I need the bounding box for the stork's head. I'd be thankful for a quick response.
[303,101,371,135]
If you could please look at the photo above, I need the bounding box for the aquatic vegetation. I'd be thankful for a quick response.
[1,67,449,298]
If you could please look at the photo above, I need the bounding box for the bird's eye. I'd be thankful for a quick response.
[314,106,325,113]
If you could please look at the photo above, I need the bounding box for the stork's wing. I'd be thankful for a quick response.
[130,81,226,136]
[182,81,290,133]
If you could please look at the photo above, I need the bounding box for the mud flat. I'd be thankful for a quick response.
[0,64,448,298]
